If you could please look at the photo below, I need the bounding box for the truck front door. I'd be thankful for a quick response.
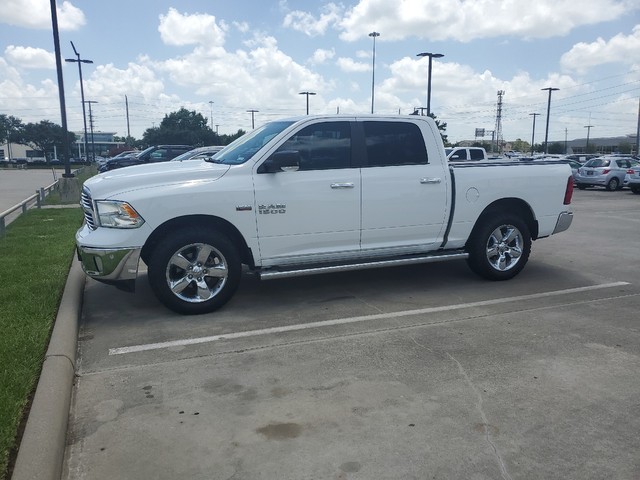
[253,121,361,266]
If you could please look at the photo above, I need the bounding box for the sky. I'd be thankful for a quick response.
[0,0,639,145]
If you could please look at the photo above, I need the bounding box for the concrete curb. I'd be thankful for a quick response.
[12,259,85,480]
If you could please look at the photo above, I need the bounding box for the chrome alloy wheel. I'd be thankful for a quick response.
[485,224,524,272]
[165,242,229,303]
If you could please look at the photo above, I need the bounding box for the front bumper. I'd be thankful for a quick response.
[553,211,573,235]
[76,245,141,286]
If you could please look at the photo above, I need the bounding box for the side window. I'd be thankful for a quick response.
[273,122,351,171]
[363,122,428,167]
[469,149,484,161]
[149,149,169,162]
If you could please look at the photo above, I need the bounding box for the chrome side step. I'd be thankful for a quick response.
[257,251,469,280]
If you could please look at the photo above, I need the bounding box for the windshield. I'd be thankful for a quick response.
[584,158,610,168]
[208,121,295,165]
[445,148,452,155]
[134,146,156,159]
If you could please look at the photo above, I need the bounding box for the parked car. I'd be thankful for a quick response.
[170,146,224,162]
[574,156,639,191]
[624,165,640,194]
[559,159,583,181]
[445,147,488,162]
[99,145,193,172]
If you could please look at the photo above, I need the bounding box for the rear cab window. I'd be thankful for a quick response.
[363,121,428,167]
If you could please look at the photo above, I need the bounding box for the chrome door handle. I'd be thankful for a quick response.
[330,183,355,189]
[420,177,442,184]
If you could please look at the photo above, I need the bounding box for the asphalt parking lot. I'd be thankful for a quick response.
[63,188,640,480]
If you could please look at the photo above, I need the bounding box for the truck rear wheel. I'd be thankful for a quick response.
[147,229,241,315]
[466,213,531,281]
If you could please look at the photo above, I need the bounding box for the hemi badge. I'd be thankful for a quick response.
[236,205,252,211]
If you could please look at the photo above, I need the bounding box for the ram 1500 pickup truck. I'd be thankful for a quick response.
[76,115,574,314]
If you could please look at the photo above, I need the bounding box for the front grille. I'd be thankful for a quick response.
[80,187,97,230]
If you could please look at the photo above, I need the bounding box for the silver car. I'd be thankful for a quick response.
[624,163,640,194]
[575,156,638,191]
[171,145,224,162]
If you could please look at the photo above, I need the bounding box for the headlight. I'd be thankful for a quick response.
[95,200,145,228]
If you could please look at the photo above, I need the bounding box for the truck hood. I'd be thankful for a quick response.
[84,161,230,199]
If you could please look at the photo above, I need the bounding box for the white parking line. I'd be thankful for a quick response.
[109,282,630,356]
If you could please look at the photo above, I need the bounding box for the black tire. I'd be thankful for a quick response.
[631,186,640,195]
[466,213,532,281]
[606,177,620,191]
[147,229,241,315]
[576,184,587,190]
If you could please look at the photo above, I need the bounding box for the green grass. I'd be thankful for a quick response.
[0,208,83,480]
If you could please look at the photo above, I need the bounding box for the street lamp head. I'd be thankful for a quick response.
[299,91,316,96]
[369,31,380,38]
[417,52,444,59]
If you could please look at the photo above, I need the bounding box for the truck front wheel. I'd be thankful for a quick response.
[466,213,531,281]
[147,229,241,315]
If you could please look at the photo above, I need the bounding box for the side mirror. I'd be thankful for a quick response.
[259,150,301,173]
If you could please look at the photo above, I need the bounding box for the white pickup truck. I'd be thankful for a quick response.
[76,115,574,314]
[445,146,488,161]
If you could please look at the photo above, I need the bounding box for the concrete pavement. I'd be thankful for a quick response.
[10,188,640,479]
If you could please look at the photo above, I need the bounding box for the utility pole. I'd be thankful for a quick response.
[84,100,98,161]
[125,95,130,139]
[494,90,504,154]
[208,101,214,130]
[541,87,559,154]
[247,109,258,129]
[529,113,540,155]
[636,96,640,156]
[65,42,93,163]
[584,124,594,153]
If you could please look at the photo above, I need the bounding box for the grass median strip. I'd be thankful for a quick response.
[0,207,83,480]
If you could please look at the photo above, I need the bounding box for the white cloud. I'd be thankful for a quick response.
[158,8,226,47]
[560,25,640,73]
[309,48,335,65]
[282,3,343,36]
[338,0,633,42]
[0,0,85,30]
[336,57,370,73]
[5,45,55,69]
[153,33,329,110]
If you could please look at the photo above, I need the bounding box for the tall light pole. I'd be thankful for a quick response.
[208,101,214,130]
[541,87,559,154]
[299,91,316,115]
[50,0,72,177]
[416,52,444,116]
[529,113,540,155]
[247,109,258,129]
[369,31,380,114]
[65,41,92,162]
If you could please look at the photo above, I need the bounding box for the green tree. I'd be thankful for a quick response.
[548,142,564,154]
[617,142,631,154]
[0,114,24,146]
[20,120,75,162]
[218,129,246,145]
[511,138,531,153]
[142,108,220,147]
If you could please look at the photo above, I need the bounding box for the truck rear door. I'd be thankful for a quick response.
[359,120,448,253]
